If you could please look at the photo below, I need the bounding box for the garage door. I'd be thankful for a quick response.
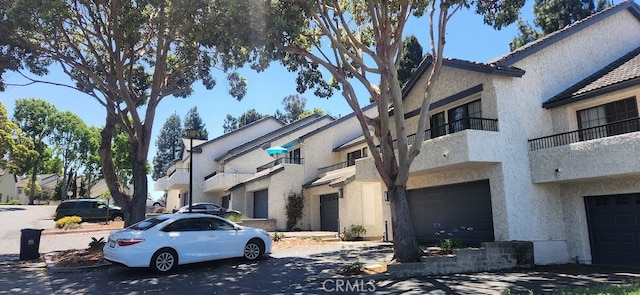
[408,180,494,246]
[253,190,268,218]
[320,193,339,231]
[585,194,640,266]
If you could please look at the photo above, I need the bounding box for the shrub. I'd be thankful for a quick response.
[350,224,367,238]
[272,231,286,242]
[339,227,354,241]
[88,237,106,251]
[8,199,22,205]
[285,192,304,231]
[55,216,82,230]
[336,262,364,276]
[439,239,464,254]
[226,213,243,223]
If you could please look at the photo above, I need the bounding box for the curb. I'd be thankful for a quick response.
[42,251,113,274]
[42,228,119,236]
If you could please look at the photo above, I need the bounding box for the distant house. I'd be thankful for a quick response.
[0,168,18,203]
[16,174,59,204]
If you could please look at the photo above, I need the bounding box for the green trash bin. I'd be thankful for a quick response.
[19,228,43,261]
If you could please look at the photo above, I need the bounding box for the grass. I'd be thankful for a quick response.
[558,282,640,295]
[503,280,640,295]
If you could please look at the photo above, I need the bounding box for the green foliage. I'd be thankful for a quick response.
[223,109,267,133]
[340,224,367,241]
[183,107,208,140]
[285,192,304,231]
[349,224,367,238]
[438,239,464,254]
[152,114,183,181]
[511,0,611,49]
[397,35,424,87]
[0,199,23,205]
[55,216,82,230]
[88,237,106,251]
[271,231,286,242]
[336,261,364,276]
[226,213,243,223]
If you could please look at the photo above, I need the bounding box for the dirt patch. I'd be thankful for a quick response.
[49,248,107,267]
[272,237,328,249]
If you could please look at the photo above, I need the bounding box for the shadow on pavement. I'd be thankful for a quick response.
[0,254,52,294]
[0,207,26,212]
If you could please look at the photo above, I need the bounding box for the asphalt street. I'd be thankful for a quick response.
[1,205,640,294]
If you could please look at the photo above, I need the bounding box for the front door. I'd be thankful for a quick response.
[253,190,268,218]
[320,193,339,231]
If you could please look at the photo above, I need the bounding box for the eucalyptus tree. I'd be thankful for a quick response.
[6,1,268,224]
[12,98,58,204]
[266,0,524,262]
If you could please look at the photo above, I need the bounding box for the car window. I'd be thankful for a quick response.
[78,202,93,209]
[162,218,204,232]
[97,202,107,209]
[58,202,75,210]
[208,218,235,231]
[204,204,221,211]
[128,217,166,231]
[192,204,205,210]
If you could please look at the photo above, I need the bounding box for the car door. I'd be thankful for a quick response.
[162,218,212,264]
[205,217,243,258]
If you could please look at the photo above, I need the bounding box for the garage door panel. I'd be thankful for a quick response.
[409,180,494,246]
[586,193,640,267]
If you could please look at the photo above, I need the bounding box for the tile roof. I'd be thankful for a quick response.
[543,47,640,108]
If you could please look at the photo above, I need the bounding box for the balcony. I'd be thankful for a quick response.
[203,170,254,193]
[256,157,304,173]
[357,120,503,181]
[163,167,189,190]
[528,118,640,183]
[403,117,499,149]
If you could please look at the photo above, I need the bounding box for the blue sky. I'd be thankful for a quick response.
[1,3,533,198]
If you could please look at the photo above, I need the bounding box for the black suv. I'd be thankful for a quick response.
[54,199,124,222]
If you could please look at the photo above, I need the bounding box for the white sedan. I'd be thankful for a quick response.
[103,213,272,272]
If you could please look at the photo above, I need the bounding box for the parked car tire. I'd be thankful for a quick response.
[112,214,124,222]
[244,239,264,261]
[151,248,178,273]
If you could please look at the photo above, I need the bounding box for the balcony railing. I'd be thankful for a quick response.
[400,117,499,149]
[167,168,189,178]
[528,117,640,151]
[256,157,304,172]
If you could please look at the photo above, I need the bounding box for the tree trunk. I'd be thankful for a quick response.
[387,184,421,262]
[98,108,150,227]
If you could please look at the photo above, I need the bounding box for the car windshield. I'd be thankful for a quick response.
[127,216,169,231]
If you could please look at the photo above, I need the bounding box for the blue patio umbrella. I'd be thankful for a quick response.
[265,146,288,155]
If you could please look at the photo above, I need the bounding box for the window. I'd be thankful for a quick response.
[448,100,482,133]
[288,148,301,164]
[577,97,639,140]
[347,147,367,166]
[430,112,446,138]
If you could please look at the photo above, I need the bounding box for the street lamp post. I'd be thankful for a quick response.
[186,128,197,213]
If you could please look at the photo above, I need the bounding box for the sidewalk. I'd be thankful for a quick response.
[0,254,53,295]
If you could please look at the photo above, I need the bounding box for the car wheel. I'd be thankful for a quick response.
[151,248,178,273]
[112,215,124,222]
[243,239,264,261]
